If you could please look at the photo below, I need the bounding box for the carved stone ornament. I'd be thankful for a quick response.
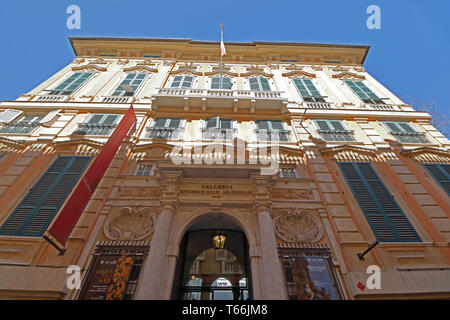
[104,207,155,240]
[271,188,313,200]
[274,209,323,243]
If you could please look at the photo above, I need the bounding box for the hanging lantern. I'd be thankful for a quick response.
[212,231,226,249]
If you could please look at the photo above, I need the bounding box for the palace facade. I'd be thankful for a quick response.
[0,37,449,300]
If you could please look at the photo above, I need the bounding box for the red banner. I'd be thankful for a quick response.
[44,105,137,254]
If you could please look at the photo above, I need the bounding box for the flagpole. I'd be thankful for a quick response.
[220,24,223,89]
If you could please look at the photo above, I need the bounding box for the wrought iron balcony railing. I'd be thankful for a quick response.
[145,127,184,140]
[391,132,429,144]
[201,128,236,140]
[302,101,335,109]
[75,123,117,136]
[101,96,133,103]
[317,129,355,142]
[255,129,291,142]
[0,121,40,134]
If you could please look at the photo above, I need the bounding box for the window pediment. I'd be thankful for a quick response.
[72,64,106,72]
[282,70,316,78]
[131,143,173,160]
[320,145,376,161]
[123,65,158,73]
[0,136,25,152]
[240,70,273,78]
[400,147,450,163]
[52,139,104,155]
[332,72,365,80]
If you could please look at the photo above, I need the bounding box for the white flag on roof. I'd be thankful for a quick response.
[220,25,226,56]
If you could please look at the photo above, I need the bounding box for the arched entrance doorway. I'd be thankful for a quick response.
[171,213,252,300]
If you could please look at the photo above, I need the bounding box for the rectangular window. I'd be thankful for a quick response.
[292,79,325,102]
[135,164,154,176]
[315,120,354,142]
[75,114,120,136]
[256,120,289,142]
[203,117,234,140]
[112,73,147,97]
[170,75,194,89]
[338,162,421,242]
[383,122,429,144]
[0,114,42,134]
[344,80,385,104]
[423,163,450,195]
[0,156,91,236]
[279,168,298,179]
[249,77,271,91]
[211,77,232,90]
[48,72,93,95]
[146,118,182,139]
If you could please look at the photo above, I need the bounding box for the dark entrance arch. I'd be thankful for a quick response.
[171,213,252,300]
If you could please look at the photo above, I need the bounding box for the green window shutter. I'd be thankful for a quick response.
[344,80,383,104]
[256,120,269,130]
[384,122,402,133]
[269,120,283,130]
[168,118,181,128]
[211,77,232,90]
[329,120,345,131]
[153,118,167,128]
[249,77,259,91]
[220,119,232,129]
[293,79,324,102]
[260,77,271,91]
[181,76,194,88]
[0,156,91,236]
[423,164,450,195]
[315,120,332,131]
[51,72,93,95]
[257,120,283,130]
[211,78,220,89]
[112,73,146,97]
[338,162,421,242]
[206,117,220,129]
[397,123,416,133]
[171,76,182,88]
[98,114,120,135]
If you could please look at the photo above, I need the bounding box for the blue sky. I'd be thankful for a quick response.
[0,0,449,115]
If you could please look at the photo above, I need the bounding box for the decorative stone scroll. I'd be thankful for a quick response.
[274,209,323,243]
[117,187,161,198]
[271,188,313,200]
[104,207,155,240]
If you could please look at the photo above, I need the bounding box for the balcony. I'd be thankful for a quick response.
[145,127,184,140]
[34,94,70,102]
[152,88,287,112]
[101,96,133,104]
[366,104,400,111]
[255,129,291,142]
[318,129,355,142]
[202,128,236,140]
[301,101,336,109]
[74,123,117,136]
[392,132,429,144]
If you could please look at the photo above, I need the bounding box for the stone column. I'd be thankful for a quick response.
[255,202,286,299]
[135,201,176,300]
